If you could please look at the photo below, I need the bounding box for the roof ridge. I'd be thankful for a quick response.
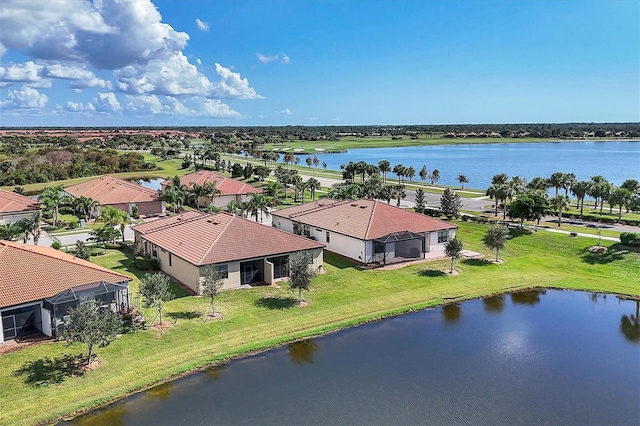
[137,211,204,234]
[197,212,234,265]
[0,240,130,281]
[363,199,377,239]
[289,199,344,219]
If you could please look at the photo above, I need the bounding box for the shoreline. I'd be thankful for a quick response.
[58,284,639,424]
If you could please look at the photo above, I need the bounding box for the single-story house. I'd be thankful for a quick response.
[272,199,457,265]
[64,175,165,217]
[161,170,261,208]
[0,240,131,343]
[133,210,324,293]
[0,188,41,225]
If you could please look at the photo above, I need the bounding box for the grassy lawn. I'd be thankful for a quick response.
[260,136,633,152]
[1,222,639,425]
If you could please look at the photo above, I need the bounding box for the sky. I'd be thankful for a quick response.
[0,0,638,127]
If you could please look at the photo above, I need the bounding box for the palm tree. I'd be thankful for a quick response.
[72,196,97,221]
[265,181,282,207]
[527,176,549,191]
[378,160,391,184]
[457,174,469,189]
[306,178,321,201]
[394,185,406,207]
[570,180,590,218]
[247,193,270,222]
[608,187,631,220]
[98,206,130,242]
[24,211,42,245]
[419,165,427,183]
[550,195,570,227]
[430,169,440,185]
[322,161,327,171]
[491,173,509,185]
[562,173,576,196]
[39,184,64,226]
[406,166,415,182]
[548,172,564,196]
[291,174,304,203]
[392,164,405,183]
[226,200,247,217]
[486,184,507,217]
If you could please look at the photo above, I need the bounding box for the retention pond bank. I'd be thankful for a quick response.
[68,290,640,425]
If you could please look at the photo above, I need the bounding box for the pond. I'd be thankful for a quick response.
[309,141,640,188]
[68,290,640,425]
[135,178,165,192]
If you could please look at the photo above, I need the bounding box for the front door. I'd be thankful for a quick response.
[242,264,255,284]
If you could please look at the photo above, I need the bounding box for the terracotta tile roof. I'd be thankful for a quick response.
[273,199,457,240]
[64,175,159,205]
[162,170,261,196]
[0,189,41,213]
[133,211,323,265]
[0,241,131,309]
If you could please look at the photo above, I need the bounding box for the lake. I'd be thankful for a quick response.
[69,290,640,425]
[308,141,640,188]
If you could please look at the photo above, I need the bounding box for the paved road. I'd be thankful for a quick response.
[27,225,135,248]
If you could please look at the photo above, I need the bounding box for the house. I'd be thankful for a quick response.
[272,199,457,265]
[133,211,324,293]
[0,188,40,225]
[161,170,261,208]
[0,240,131,343]
[64,175,165,217]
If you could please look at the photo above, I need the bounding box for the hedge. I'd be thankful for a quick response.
[620,232,640,247]
[135,256,158,270]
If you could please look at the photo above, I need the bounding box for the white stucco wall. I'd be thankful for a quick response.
[0,211,36,225]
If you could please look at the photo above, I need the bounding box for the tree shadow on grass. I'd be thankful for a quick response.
[14,353,85,387]
[580,244,628,265]
[255,297,297,310]
[418,269,446,278]
[166,310,201,323]
[323,252,363,270]
[462,258,492,267]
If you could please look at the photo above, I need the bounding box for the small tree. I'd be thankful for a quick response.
[457,174,469,189]
[74,240,91,261]
[289,252,315,305]
[139,273,174,325]
[440,188,462,219]
[64,298,121,365]
[201,265,225,316]
[414,188,427,214]
[444,237,463,273]
[483,224,510,262]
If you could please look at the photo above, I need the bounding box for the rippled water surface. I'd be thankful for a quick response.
[70,290,640,425]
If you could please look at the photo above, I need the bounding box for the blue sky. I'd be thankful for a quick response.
[0,0,638,126]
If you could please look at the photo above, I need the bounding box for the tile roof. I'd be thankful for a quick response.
[162,170,261,196]
[64,175,159,205]
[0,189,41,213]
[134,211,324,265]
[273,199,457,240]
[0,241,131,309]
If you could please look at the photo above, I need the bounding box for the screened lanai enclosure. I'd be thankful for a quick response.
[43,281,130,337]
[371,231,427,265]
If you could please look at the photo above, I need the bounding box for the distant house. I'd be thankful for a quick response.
[133,211,324,293]
[0,240,131,344]
[0,189,40,225]
[161,170,261,208]
[272,199,457,265]
[64,175,165,217]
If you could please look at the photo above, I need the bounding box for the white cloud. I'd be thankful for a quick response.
[0,61,48,86]
[41,64,111,89]
[124,94,239,118]
[93,92,122,113]
[213,63,263,99]
[195,18,209,32]
[0,43,6,59]
[276,108,292,115]
[65,101,96,112]
[1,85,48,108]
[281,53,290,64]
[196,58,202,65]
[257,53,279,64]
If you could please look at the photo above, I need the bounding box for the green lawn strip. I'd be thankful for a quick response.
[1,222,638,425]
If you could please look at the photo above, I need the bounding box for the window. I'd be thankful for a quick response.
[216,264,229,279]
[303,251,314,264]
[437,230,449,243]
[326,231,330,243]
[168,253,172,266]
[151,245,157,257]
[303,224,312,237]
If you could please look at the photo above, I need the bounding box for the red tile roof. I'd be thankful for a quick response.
[0,241,131,309]
[163,170,261,196]
[0,189,41,213]
[134,211,324,265]
[273,199,457,240]
[64,175,159,204]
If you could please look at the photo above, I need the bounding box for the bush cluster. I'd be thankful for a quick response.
[135,256,158,270]
[620,232,640,247]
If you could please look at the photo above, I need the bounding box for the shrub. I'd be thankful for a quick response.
[135,256,158,270]
[620,232,640,247]
[51,241,62,250]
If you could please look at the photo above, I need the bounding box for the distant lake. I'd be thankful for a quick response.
[69,290,640,425]
[136,178,164,191]
[309,141,640,188]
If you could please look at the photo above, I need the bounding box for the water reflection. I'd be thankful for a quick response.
[620,301,640,343]
[205,364,227,380]
[70,405,127,426]
[442,304,461,323]
[483,295,505,313]
[511,289,546,305]
[288,340,318,365]
[145,382,173,401]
